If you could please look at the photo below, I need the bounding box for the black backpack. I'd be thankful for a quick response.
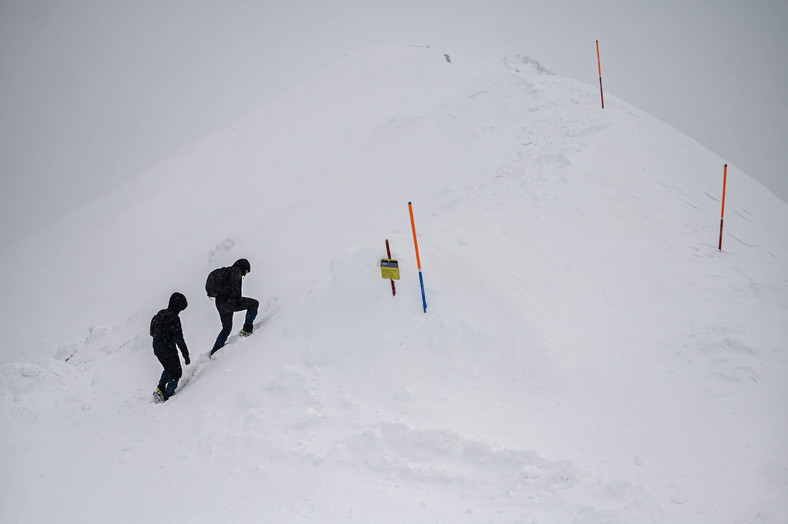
[150,309,173,339]
[205,267,230,298]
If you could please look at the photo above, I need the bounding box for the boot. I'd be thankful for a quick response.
[153,387,165,403]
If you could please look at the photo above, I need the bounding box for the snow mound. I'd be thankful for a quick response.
[1,46,787,523]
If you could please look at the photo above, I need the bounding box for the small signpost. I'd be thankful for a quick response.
[380,259,400,280]
[381,239,398,296]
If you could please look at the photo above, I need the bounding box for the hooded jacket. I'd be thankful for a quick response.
[151,292,189,360]
[216,259,250,304]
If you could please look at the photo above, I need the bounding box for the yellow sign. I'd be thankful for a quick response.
[380,259,400,280]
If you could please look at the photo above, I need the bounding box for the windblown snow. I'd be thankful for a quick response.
[1,47,786,523]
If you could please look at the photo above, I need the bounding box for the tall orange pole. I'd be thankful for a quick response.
[718,164,728,251]
[596,40,605,109]
[408,202,427,313]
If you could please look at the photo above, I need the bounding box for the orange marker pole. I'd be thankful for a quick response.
[718,164,728,251]
[408,202,427,313]
[596,40,605,109]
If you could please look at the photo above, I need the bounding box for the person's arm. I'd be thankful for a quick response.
[172,316,190,364]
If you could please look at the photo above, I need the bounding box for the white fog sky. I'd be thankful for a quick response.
[1,0,786,249]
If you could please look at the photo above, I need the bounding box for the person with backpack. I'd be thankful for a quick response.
[207,258,259,356]
[150,292,190,402]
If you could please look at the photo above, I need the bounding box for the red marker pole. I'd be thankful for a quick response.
[596,40,605,109]
[718,164,728,251]
[385,239,396,296]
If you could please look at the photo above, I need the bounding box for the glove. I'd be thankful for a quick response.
[184,355,191,366]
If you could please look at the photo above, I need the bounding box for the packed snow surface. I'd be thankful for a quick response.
[2,47,787,523]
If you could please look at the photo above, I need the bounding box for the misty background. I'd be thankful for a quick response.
[1,0,786,250]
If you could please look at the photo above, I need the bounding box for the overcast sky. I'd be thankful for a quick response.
[1,0,786,249]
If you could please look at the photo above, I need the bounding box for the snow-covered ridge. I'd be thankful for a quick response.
[1,46,786,523]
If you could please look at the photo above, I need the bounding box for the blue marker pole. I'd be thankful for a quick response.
[408,202,427,313]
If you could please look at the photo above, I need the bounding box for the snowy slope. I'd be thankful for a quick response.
[1,46,787,523]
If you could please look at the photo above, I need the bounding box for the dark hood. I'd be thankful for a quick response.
[233,258,251,273]
[168,292,188,313]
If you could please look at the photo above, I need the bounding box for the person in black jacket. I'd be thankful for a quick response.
[210,258,259,356]
[151,292,190,402]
